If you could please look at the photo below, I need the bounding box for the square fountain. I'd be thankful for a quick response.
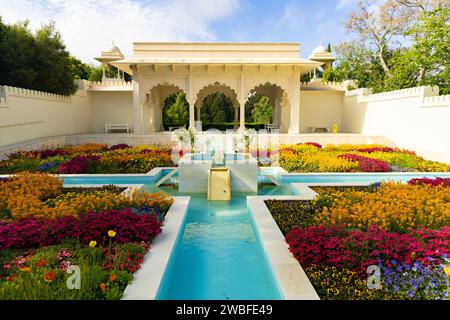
[178,152,258,193]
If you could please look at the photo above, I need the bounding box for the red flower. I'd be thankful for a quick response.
[99,283,107,292]
[43,271,56,283]
[35,259,46,268]
[338,154,391,172]
[408,177,450,187]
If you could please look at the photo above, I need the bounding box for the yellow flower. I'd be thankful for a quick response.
[444,266,450,277]
[89,240,97,248]
[108,230,116,238]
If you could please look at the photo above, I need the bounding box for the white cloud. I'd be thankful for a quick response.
[0,0,241,63]
[276,0,305,30]
[336,0,357,10]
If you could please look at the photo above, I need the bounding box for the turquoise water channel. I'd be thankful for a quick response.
[60,171,450,300]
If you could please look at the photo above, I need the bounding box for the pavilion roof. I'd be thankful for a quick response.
[110,57,322,75]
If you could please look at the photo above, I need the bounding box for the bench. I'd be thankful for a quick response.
[264,123,279,132]
[309,126,330,133]
[105,122,131,133]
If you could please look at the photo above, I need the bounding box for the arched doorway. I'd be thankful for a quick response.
[195,83,239,131]
[246,83,288,132]
[147,83,188,132]
[162,92,189,130]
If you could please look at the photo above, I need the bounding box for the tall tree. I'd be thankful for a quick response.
[201,92,234,124]
[165,92,189,126]
[69,56,91,80]
[385,6,450,93]
[0,18,76,95]
[252,96,273,124]
[345,0,416,75]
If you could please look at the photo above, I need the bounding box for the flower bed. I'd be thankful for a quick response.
[266,182,450,299]
[0,143,174,174]
[0,172,172,219]
[279,143,450,172]
[0,173,173,299]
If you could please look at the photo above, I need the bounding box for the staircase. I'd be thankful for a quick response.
[155,168,178,187]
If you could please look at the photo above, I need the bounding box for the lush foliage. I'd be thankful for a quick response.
[251,96,272,124]
[325,2,449,94]
[0,18,77,95]
[163,92,189,128]
[201,92,235,124]
[0,144,174,174]
[279,143,449,173]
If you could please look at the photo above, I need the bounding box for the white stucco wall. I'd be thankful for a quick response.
[299,90,343,132]
[341,86,450,163]
[0,82,91,147]
[90,91,133,133]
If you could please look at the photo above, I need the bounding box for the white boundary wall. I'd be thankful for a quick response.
[0,80,91,146]
[342,86,450,163]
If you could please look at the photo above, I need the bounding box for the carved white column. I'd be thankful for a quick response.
[188,98,196,129]
[239,99,246,131]
[132,65,144,134]
[288,74,300,134]
[196,105,201,121]
[148,97,158,133]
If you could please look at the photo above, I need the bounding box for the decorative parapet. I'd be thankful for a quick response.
[88,80,133,91]
[345,85,449,108]
[365,86,438,102]
[0,85,71,103]
[422,93,450,107]
[300,80,348,91]
[0,86,6,106]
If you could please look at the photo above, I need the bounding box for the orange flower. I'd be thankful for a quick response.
[100,283,107,292]
[35,259,46,268]
[43,271,56,283]
[7,275,15,282]
[19,266,31,273]
[109,273,117,282]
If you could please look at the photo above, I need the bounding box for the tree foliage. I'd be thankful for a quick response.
[163,92,189,127]
[325,1,449,94]
[386,6,450,93]
[201,92,234,123]
[251,96,273,124]
[0,18,76,95]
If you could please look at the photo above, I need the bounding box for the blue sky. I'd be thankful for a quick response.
[0,0,358,63]
[210,0,356,56]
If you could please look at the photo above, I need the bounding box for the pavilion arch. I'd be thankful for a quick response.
[246,82,290,133]
[194,82,240,128]
[146,82,187,132]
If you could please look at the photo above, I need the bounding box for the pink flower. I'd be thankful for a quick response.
[59,261,71,271]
